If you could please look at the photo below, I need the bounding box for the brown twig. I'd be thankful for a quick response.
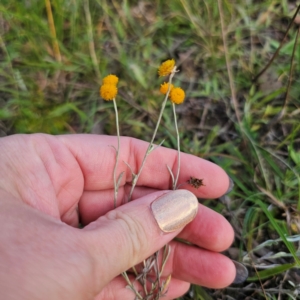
[253,4,300,82]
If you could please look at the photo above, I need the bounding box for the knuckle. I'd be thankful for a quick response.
[105,209,148,260]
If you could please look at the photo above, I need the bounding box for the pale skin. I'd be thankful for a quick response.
[0,134,235,300]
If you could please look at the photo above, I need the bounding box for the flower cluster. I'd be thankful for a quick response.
[100,74,119,101]
[158,60,185,105]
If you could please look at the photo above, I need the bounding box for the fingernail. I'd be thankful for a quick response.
[151,190,198,233]
[232,261,248,284]
[225,176,234,194]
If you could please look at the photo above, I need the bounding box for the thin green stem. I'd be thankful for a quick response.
[217,0,241,126]
[83,0,101,81]
[113,98,120,208]
[127,70,177,201]
[0,33,19,95]
[172,103,181,190]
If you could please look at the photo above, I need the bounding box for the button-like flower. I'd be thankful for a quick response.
[158,59,175,77]
[159,82,174,95]
[100,84,118,101]
[102,74,119,85]
[169,87,185,104]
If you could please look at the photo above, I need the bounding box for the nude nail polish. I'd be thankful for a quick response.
[232,261,248,284]
[225,176,234,194]
[151,190,198,233]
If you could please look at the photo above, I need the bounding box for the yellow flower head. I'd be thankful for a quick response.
[100,84,118,101]
[102,74,119,85]
[158,59,175,77]
[170,87,185,104]
[159,82,174,95]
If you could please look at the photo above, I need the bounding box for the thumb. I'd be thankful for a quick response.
[82,189,198,288]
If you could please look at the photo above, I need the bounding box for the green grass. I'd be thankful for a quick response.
[1,0,300,299]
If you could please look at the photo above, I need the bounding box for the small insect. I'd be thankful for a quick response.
[187,176,205,189]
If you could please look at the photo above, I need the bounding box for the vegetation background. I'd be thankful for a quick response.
[0,0,300,299]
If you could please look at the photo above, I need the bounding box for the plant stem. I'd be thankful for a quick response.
[45,0,61,63]
[127,70,177,201]
[83,0,101,81]
[172,103,181,190]
[121,272,143,299]
[113,98,120,208]
[217,0,241,126]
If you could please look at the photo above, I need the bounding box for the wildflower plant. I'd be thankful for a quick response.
[99,76,123,208]
[100,59,188,299]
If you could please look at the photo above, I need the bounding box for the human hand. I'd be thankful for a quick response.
[0,134,245,299]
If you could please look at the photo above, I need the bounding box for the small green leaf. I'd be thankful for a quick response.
[128,63,147,89]
[257,200,300,265]
[289,146,300,165]
[247,262,297,281]
[193,285,214,300]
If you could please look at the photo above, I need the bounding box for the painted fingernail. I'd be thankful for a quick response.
[232,261,248,284]
[151,190,198,233]
[225,176,234,194]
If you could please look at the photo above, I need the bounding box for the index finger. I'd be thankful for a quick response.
[58,134,230,199]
